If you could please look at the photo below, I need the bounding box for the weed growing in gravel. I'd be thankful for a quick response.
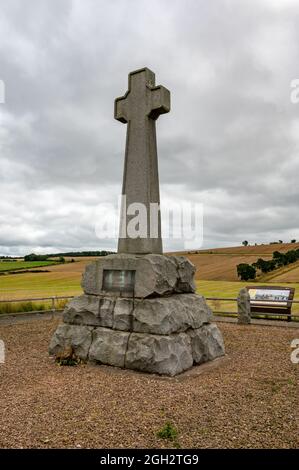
[157,422,178,441]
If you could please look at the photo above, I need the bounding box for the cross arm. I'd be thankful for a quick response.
[114,93,128,123]
[148,85,170,120]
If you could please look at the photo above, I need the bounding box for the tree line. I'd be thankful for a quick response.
[237,248,299,281]
[24,251,115,262]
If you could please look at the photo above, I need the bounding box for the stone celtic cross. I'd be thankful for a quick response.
[115,67,170,254]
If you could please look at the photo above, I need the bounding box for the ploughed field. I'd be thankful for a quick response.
[0,317,297,448]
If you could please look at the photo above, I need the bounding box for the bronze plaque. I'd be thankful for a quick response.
[102,269,136,293]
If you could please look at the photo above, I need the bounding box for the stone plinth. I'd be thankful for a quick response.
[49,254,225,376]
[82,253,196,298]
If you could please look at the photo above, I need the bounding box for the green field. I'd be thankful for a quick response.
[0,273,80,299]
[0,261,57,272]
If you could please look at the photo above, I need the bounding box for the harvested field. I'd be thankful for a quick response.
[171,242,299,281]
[188,253,273,281]
[264,264,299,283]
[191,242,299,255]
[0,318,298,448]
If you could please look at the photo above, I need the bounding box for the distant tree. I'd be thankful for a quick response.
[279,240,283,244]
[242,240,249,246]
[285,250,298,264]
[24,253,48,262]
[237,263,256,281]
[252,258,274,273]
[71,258,75,263]
[58,256,65,263]
[272,251,284,267]
[291,239,296,243]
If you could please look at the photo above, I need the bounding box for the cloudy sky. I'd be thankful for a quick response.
[1,0,299,255]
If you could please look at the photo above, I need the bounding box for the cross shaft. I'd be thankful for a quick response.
[115,68,170,254]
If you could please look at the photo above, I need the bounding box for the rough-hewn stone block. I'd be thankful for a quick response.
[89,328,129,367]
[49,324,93,360]
[125,332,193,376]
[63,295,115,327]
[82,254,195,298]
[188,324,225,364]
[112,298,134,331]
[133,294,212,334]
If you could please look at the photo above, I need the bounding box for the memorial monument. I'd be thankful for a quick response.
[49,67,225,376]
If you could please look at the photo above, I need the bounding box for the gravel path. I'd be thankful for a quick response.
[0,318,298,448]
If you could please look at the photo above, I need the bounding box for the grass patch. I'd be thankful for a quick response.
[0,301,47,315]
[0,298,69,315]
[0,261,57,273]
[157,422,178,441]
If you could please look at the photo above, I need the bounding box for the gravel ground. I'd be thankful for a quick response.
[0,318,298,449]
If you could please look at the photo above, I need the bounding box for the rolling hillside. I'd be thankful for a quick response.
[172,242,299,281]
[1,243,299,301]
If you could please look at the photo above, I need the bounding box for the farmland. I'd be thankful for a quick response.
[0,260,58,272]
[172,241,299,281]
[0,259,92,299]
[0,243,299,315]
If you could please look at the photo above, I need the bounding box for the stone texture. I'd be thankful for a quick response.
[113,298,134,331]
[63,294,115,328]
[237,288,251,324]
[115,67,170,254]
[98,297,115,327]
[49,324,93,360]
[173,256,196,292]
[133,294,212,334]
[89,328,129,367]
[188,324,225,364]
[125,332,193,376]
[82,253,195,298]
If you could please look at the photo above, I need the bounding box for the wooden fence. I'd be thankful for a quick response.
[0,295,298,321]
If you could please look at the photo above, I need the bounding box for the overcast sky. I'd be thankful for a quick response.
[1,0,299,255]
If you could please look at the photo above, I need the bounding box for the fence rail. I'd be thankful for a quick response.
[0,296,74,314]
[206,297,299,303]
[0,295,298,322]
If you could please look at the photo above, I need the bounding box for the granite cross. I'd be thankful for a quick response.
[115,67,170,254]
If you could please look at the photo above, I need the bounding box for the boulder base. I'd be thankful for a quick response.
[49,254,225,376]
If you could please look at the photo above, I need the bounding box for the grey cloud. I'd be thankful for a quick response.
[1,0,299,255]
